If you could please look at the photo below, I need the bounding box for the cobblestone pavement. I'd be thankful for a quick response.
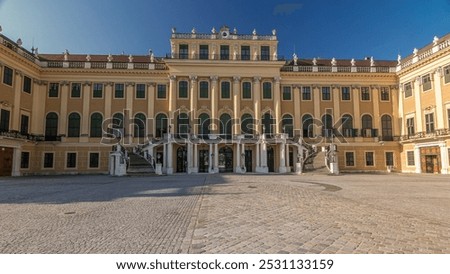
[0,173,449,254]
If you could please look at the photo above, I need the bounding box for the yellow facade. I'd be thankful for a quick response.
[0,27,449,176]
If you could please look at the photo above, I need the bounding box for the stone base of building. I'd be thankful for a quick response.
[256,166,268,173]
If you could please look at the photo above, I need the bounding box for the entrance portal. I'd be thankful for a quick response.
[0,147,13,176]
[420,146,441,174]
[219,146,233,173]
[425,155,439,174]
[267,147,275,172]
[245,150,252,172]
[199,149,209,173]
[176,146,187,173]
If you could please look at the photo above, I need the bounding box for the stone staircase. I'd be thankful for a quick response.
[303,146,330,174]
[127,153,155,175]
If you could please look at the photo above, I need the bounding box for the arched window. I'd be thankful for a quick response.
[220,113,232,139]
[362,114,373,137]
[241,114,254,135]
[155,113,168,138]
[198,113,210,138]
[67,113,81,137]
[177,113,189,138]
[262,112,274,136]
[282,114,293,137]
[90,112,103,137]
[302,114,313,137]
[45,112,58,141]
[134,113,146,138]
[112,113,124,129]
[381,114,393,141]
[341,114,353,137]
[321,114,333,137]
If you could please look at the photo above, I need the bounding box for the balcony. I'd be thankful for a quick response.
[400,129,450,142]
[0,130,45,142]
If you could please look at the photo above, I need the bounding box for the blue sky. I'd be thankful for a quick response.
[0,0,449,60]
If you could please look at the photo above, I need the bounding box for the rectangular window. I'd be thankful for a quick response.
[241,46,250,60]
[93,83,103,98]
[341,86,350,101]
[221,81,231,99]
[365,152,374,166]
[157,84,167,99]
[361,87,370,101]
[321,87,331,101]
[262,82,272,99]
[425,113,435,133]
[0,109,10,131]
[199,81,209,99]
[115,83,124,98]
[448,109,450,128]
[385,152,394,166]
[20,152,30,169]
[48,83,59,97]
[406,117,415,136]
[444,65,450,84]
[422,74,432,91]
[23,76,32,93]
[178,81,188,98]
[282,86,292,101]
[261,46,270,61]
[407,151,415,166]
[136,84,146,99]
[20,114,29,135]
[199,45,209,60]
[345,152,355,166]
[66,153,77,168]
[2,66,13,86]
[404,82,412,98]
[380,87,390,101]
[242,82,252,99]
[89,152,100,168]
[179,44,188,59]
[71,83,81,98]
[220,45,229,60]
[43,153,54,168]
[302,86,311,100]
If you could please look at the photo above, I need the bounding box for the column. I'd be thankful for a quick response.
[187,143,193,174]
[11,147,21,177]
[148,83,155,137]
[168,75,177,120]
[313,85,321,133]
[253,77,261,134]
[167,140,173,174]
[211,76,218,133]
[163,142,167,171]
[193,144,198,172]
[256,143,260,169]
[413,77,423,132]
[104,82,113,122]
[286,144,290,172]
[274,77,281,134]
[440,143,449,174]
[391,86,400,137]
[232,77,241,136]
[124,83,134,143]
[372,86,380,136]
[59,82,69,137]
[11,71,22,131]
[80,82,91,142]
[235,142,241,173]
[189,76,198,133]
[332,85,340,127]
[31,80,46,135]
[434,68,444,129]
[208,143,213,173]
[414,146,421,174]
[214,143,219,173]
[352,86,361,137]
[293,86,301,136]
[260,137,268,173]
[279,142,287,173]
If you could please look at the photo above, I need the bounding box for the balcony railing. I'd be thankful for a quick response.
[166,53,284,61]
[400,129,450,141]
[171,32,277,41]
[0,130,45,141]
[281,65,396,73]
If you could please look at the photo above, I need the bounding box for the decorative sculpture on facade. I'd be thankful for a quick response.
[351,58,356,67]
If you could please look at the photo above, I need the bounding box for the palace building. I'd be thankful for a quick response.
[0,26,449,176]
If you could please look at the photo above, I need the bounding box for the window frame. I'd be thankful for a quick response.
[242,81,252,100]
[345,151,355,167]
[444,65,450,84]
[282,86,292,101]
[360,87,371,101]
[135,83,146,99]
[380,87,390,101]
[88,152,100,169]
[262,82,272,100]
[66,152,77,169]
[20,114,29,135]
[22,75,32,94]
[321,86,331,101]
[179,44,189,59]
[341,86,351,101]
[404,82,412,98]
[199,81,209,99]
[302,86,312,101]
[385,151,394,167]
[260,46,270,61]
[70,83,81,98]
[114,83,125,99]
[422,74,432,92]
[220,81,231,100]
[92,83,103,99]
[48,83,59,98]
[199,45,209,60]
[425,113,435,133]
[0,109,11,132]
[2,66,13,86]
[20,151,30,169]
[406,151,415,166]
[178,80,189,99]
[43,152,55,169]
[157,84,167,99]
[365,151,375,167]
[406,117,415,136]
